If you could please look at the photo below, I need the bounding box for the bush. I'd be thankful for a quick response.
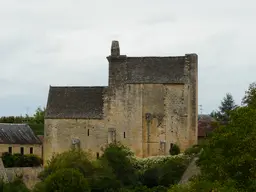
[2,153,42,167]
[43,168,90,192]
[39,149,94,181]
[100,143,138,187]
[168,177,240,192]
[0,178,29,192]
[140,156,189,188]
[169,144,180,155]
[184,145,201,156]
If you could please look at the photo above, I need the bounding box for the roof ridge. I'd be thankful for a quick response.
[50,86,107,88]
[0,123,27,125]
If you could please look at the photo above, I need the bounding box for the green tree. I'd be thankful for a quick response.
[242,82,256,108]
[100,143,138,187]
[197,106,256,190]
[39,149,94,181]
[213,93,236,122]
[43,168,90,192]
[32,107,45,124]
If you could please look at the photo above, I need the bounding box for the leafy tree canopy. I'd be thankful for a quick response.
[210,93,237,122]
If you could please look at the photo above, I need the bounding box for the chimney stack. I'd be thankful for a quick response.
[111,40,120,57]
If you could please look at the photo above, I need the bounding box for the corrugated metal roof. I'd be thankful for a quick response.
[0,123,42,144]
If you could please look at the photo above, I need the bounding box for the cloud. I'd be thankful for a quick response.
[0,0,256,116]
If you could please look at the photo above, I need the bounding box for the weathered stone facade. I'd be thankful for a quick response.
[44,41,198,164]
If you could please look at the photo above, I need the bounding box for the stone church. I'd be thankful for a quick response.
[43,41,198,163]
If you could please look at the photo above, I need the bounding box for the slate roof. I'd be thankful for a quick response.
[126,57,186,84]
[0,124,42,144]
[45,86,105,119]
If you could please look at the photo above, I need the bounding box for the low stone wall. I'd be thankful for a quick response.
[5,167,43,189]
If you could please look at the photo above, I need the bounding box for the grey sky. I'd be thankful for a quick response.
[0,0,255,116]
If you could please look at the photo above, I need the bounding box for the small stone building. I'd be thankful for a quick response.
[0,123,42,158]
[44,40,198,163]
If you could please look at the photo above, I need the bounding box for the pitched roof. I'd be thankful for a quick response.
[0,124,42,144]
[45,86,105,119]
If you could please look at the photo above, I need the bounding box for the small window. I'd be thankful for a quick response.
[8,147,12,154]
[96,152,99,159]
[124,132,126,138]
[87,129,90,136]
[30,147,33,154]
[20,147,24,155]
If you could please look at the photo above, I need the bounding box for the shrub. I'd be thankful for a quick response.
[184,145,201,156]
[169,144,180,155]
[0,178,29,192]
[140,156,190,188]
[39,149,94,181]
[2,153,42,167]
[43,168,90,192]
[168,177,240,192]
[100,143,138,187]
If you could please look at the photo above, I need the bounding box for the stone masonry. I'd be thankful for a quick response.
[43,40,198,164]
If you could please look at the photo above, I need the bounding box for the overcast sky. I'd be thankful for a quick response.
[0,0,255,116]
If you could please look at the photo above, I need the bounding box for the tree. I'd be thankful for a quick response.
[100,143,138,187]
[213,93,236,122]
[197,106,256,190]
[39,149,94,181]
[32,107,45,124]
[43,168,90,192]
[242,82,256,108]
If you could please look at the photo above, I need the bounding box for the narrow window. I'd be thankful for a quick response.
[87,129,90,136]
[8,147,12,154]
[96,152,99,159]
[124,132,126,138]
[30,147,33,154]
[20,147,24,155]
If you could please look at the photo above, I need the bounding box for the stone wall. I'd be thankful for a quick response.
[5,167,43,189]
[44,119,106,163]
[0,144,42,158]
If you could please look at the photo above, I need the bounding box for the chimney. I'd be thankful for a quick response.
[111,40,120,57]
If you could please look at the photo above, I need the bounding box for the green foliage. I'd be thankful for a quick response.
[28,123,44,135]
[39,149,94,181]
[169,144,180,155]
[36,144,189,192]
[99,143,138,187]
[2,153,42,167]
[41,168,90,192]
[211,93,237,122]
[0,178,29,192]
[242,82,256,108]
[141,157,189,188]
[168,177,240,192]
[0,106,45,135]
[184,145,201,156]
[198,106,256,190]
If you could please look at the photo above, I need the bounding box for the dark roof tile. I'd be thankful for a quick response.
[0,124,42,144]
[126,57,186,84]
[45,86,105,119]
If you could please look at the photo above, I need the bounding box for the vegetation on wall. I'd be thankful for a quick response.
[2,153,42,167]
